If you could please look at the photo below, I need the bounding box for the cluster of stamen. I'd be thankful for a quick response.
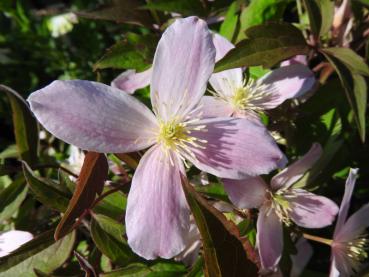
[266,189,295,226]
[345,236,369,267]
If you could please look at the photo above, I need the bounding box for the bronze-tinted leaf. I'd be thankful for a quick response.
[54,152,108,240]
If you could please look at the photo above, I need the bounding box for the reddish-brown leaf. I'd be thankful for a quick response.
[54,152,108,240]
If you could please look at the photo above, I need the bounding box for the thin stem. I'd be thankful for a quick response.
[34,163,78,178]
[303,233,333,246]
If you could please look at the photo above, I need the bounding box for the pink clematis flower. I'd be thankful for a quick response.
[0,231,33,257]
[199,34,316,119]
[222,143,338,271]
[27,17,285,259]
[111,67,152,94]
[330,168,369,277]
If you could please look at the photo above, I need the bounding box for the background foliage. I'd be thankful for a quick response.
[1,0,369,276]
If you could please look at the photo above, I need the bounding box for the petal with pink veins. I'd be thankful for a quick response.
[289,189,338,228]
[251,64,315,110]
[271,143,322,190]
[257,206,283,270]
[111,67,152,94]
[125,145,190,259]
[209,33,243,98]
[198,96,234,118]
[185,117,286,179]
[151,17,215,120]
[222,176,267,209]
[28,80,158,153]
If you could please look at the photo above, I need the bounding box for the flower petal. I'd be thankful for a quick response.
[125,145,190,259]
[290,238,313,277]
[289,189,339,228]
[222,176,267,209]
[271,143,322,190]
[334,168,359,237]
[111,67,152,94]
[209,33,243,98]
[28,80,158,153]
[198,96,234,118]
[253,64,316,110]
[257,206,283,270]
[280,55,308,67]
[151,17,215,120]
[0,231,33,257]
[186,117,286,179]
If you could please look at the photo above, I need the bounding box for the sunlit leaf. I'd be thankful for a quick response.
[0,85,38,166]
[55,152,108,240]
[0,230,75,276]
[181,176,258,276]
[219,2,239,42]
[215,22,308,72]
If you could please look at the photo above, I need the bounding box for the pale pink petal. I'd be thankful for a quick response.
[336,204,369,243]
[289,189,338,228]
[185,117,286,179]
[330,249,352,277]
[271,143,322,191]
[209,33,243,98]
[280,55,308,67]
[125,145,190,259]
[111,67,152,94]
[290,238,313,277]
[257,206,283,270]
[151,17,215,120]
[174,221,201,266]
[0,231,33,257]
[252,64,315,110]
[334,168,359,237]
[198,96,234,118]
[222,176,267,209]
[28,80,157,153]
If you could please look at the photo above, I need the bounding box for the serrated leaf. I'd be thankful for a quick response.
[0,230,75,276]
[215,22,308,72]
[90,214,137,266]
[219,2,239,42]
[323,47,369,76]
[55,152,108,240]
[0,177,28,221]
[322,51,367,142]
[76,0,152,27]
[23,163,69,212]
[237,0,290,42]
[181,176,258,277]
[0,85,38,166]
[94,34,157,71]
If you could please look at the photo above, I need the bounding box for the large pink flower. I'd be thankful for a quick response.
[222,143,338,271]
[27,17,285,259]
[330,168,369,277]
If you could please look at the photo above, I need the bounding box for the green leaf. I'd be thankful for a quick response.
[0,144,18,160]
[93,189,126,220]
[76,0,152,27]
[323,48,369,77]
[0,177,28,221]
[181,176,258,276]
[215,22,308,72]
[142,0,206,16]
[22,163,69,212]
[219,2,239,42]
[195,182,229,202]
[237,0,290,42]
[101,263,151,277]
[0,230,75,276]
[93,34,156,71]
[322,51,367,142]
[90,213,138,266]
[0,85,38,166]
[302,0,334,38]
[318,0,334,36]
[74,251,97,277]
[55,152,108,240]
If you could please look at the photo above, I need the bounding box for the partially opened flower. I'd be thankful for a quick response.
[330,168,369,277]
[0,230,33,257]
[200,34,316,119]
[223,143,338,271]
[28,17,285,259]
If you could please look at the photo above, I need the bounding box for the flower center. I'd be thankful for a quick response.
[346,237,369,263]
[157,120,188,150]
[230,87,250,110]
[266,189,295,226]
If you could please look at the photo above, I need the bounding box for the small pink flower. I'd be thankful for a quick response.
[330,168,369,277]
[199,34,316,120]
[222,143,338,271]
[28,17,285,259]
